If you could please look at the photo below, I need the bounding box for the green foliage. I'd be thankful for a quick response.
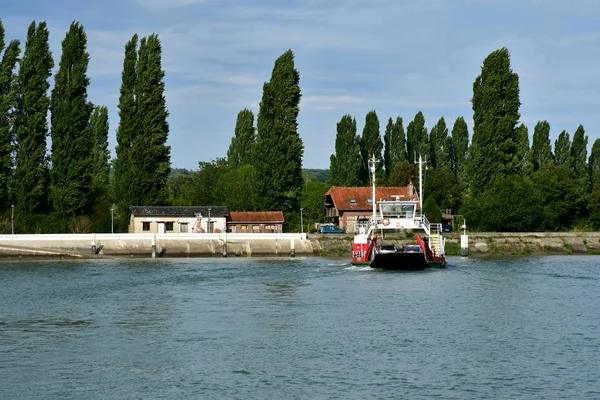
[50,22,93,218]
[554,130,571,166]
[462,175,543,232]
[114,33,171,230]
[215,164,257,211]
[516,123,533,175]
[570,125,588,178]
[360,110,383,183]
[468,47,521,194]
[589,139,600,187]
[303,169,329,183]
[422,197,442,223]
[329,114,362,186]
[588,184,600,229]
[406,111,429,162]
[383,116,406,180]
[301,178,331,231]
[227,108,255,168]
[254,49,304,225]
[13,21,53,215]
[424,168,462,213]
[388,160,415,187]
[0,22,20,211]
[195,158,229,206]
[88,105,111,231]
[430,117,451,171]
[531,120,553,171]
[531,163,586,230]
[450,117,469,178]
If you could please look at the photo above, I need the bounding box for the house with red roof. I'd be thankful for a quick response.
[228,211,285,233]
[324,183,419,233]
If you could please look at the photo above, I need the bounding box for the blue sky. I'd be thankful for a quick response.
[2,0,600,170]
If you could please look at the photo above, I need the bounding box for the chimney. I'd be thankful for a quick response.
[408,181,414,198]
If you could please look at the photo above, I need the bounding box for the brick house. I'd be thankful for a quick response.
[324,183,419,233]
[227,211,285,233]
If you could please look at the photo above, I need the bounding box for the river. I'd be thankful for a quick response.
[1,256,599,399]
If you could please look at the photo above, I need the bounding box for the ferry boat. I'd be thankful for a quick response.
[351,156,447,270]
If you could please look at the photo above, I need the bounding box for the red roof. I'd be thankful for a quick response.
[229,211,285,223]
[325,185,418,211]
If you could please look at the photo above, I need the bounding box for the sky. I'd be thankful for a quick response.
[2,0,600,170]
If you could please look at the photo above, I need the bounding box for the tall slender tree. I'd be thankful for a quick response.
[515,123,532,175]
[570,124,588,178]
[89,105,110,203]
[451,116,469,177]
[468,47,521,193]
[134,34,171,206]
[430,117,451,171]
[227,108,255,168]
[554,130,571,166]
[13,21,53,215]
[360,110,383,183]
[254,49,303,220]
[0,21,20,211]
[114,33,170,227]
[406,111,429,162]
[329,114,362,186]
[50,22,93,218]
[531,120,553,171]
[589,139,600,188]
[383,116,406,180]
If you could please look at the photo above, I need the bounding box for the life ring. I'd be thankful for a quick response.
[382,218,390,226]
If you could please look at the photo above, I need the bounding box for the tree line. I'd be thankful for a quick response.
[0,20,169,233]
[328,48,600,232]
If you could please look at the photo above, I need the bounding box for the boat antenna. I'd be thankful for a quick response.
[418,154,424,220]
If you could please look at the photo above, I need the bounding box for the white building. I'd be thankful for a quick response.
[129,206,229,234]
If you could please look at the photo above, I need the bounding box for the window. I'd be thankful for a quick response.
[179,223,188,233]
[252,225,260,232]
[367,198,373,204]
[166,222,174,232]
[241,225,248,231]
[350,198,357,204]
[142,222,150,231]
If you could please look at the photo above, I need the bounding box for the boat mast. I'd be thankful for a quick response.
[369,156,378,226]
[418,154,423,220]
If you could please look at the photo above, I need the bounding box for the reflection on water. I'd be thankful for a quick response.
[0,256,599,399]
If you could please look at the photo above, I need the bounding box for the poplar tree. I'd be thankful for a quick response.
[13,21,53,214]
[360,110,383,183]
[570,125,588,178]
[531,120,553,171]
[451,116,469,177]
[0,21,20,211]
[114,33,170,226]
[254,49,303,218]
[468,47,521,193]
[89,105,110,203]
[134,34,170,206]
[516,123,532,175]
[50,22,93,217]
[589,139,600,187]
[383,116,406,179]
[554,130,571,166]
[227,108,255,168]
[329,114,362,186]
[430,117,451,171]
[406,111,429,162]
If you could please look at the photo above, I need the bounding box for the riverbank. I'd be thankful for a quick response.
[0,231,598,259]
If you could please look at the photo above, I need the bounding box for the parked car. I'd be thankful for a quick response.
[377,244,398,254]
[404,245,423,253]
[442,224,452,233]
[320,223,345,234]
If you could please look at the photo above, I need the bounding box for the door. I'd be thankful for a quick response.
[157,222,165,234]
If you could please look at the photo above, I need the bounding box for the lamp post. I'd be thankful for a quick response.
[300,207,303,233]
[207,207,211,233]
[11,204,14,235]
[111,207,114,234]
